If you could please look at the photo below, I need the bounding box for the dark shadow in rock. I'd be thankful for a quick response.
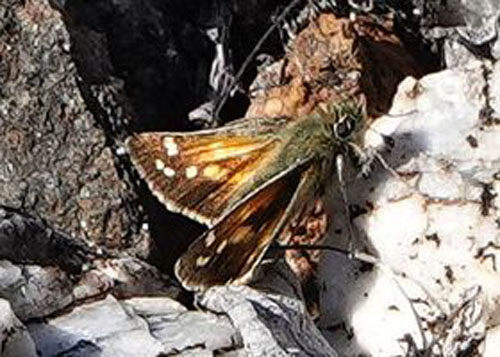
[58,0,214,132]
[28,319,102,357]
[0,206,93,275]
[384,129,430,169]
[145,197,205,276]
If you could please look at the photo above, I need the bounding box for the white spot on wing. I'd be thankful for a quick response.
[196,255,211,267]
[163,137,179,156]
[163,137,174,145]
[155,159,165,170]
[205,231,216,247]
[163,166,176,177]
[185,166,198,179]
[216,240,227,254]
[203,165,220,178]
[167,145,178,156]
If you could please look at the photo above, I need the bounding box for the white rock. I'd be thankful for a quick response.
[27,294,242,356]
[485,324,500,357]
[321,61,500,355]
[124,297,239,353]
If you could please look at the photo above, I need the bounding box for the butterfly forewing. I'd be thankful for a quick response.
[126,120,290,226]
[174,160,313,290]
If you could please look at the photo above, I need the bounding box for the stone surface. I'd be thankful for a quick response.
[28,295,165,356]
[320,58,500,355]
[0,257,180,321]
[2,0,500,355]
[200,260,337,356]
[246,13,425,120]
[0,0,147,253]
[0,206,92,274]
[10,259,334,356]
[27,294,242,356]
[0,299,36,357]
[0,206,180,321]
[0,260,73,321]
[124,297,239,353]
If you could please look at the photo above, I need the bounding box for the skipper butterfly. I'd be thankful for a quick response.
[126,100,368,290]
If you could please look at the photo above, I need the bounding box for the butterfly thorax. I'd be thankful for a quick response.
[266,103,365,194]
[280,114,346,161]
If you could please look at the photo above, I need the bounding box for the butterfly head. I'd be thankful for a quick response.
[318,99,374,174]
[328,100,365,143]
[332,101,364,141]
[332,110,359,143]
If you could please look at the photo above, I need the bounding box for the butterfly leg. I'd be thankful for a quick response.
[335,153,358,258]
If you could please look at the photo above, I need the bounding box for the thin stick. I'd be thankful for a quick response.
[273,244,379,265]
[336,154,358,257]
[214,0,303,119]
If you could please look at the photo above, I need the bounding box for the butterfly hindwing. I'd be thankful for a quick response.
[126,118,292,226]
[174,159,313,290]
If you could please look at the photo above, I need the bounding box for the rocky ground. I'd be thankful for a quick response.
[0,0,499,355]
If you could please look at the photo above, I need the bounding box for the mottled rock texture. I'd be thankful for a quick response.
[1,0,500,355]
[0,0,145,253]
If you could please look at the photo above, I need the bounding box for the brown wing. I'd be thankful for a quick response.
[126,119,290,226]
[174,160,313,291]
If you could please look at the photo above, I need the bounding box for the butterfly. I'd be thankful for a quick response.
[126,100,369,291]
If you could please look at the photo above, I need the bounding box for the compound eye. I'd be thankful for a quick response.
[335,118,355,139]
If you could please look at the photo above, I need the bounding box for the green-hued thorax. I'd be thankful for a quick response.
[282,114,340,159]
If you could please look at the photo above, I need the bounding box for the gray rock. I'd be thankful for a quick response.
[2,0,500,355]
[0,257,180,321]
[0,0,147,254]
[199,261,337,356]
[0,260,73,320]
[0,299,36,357]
